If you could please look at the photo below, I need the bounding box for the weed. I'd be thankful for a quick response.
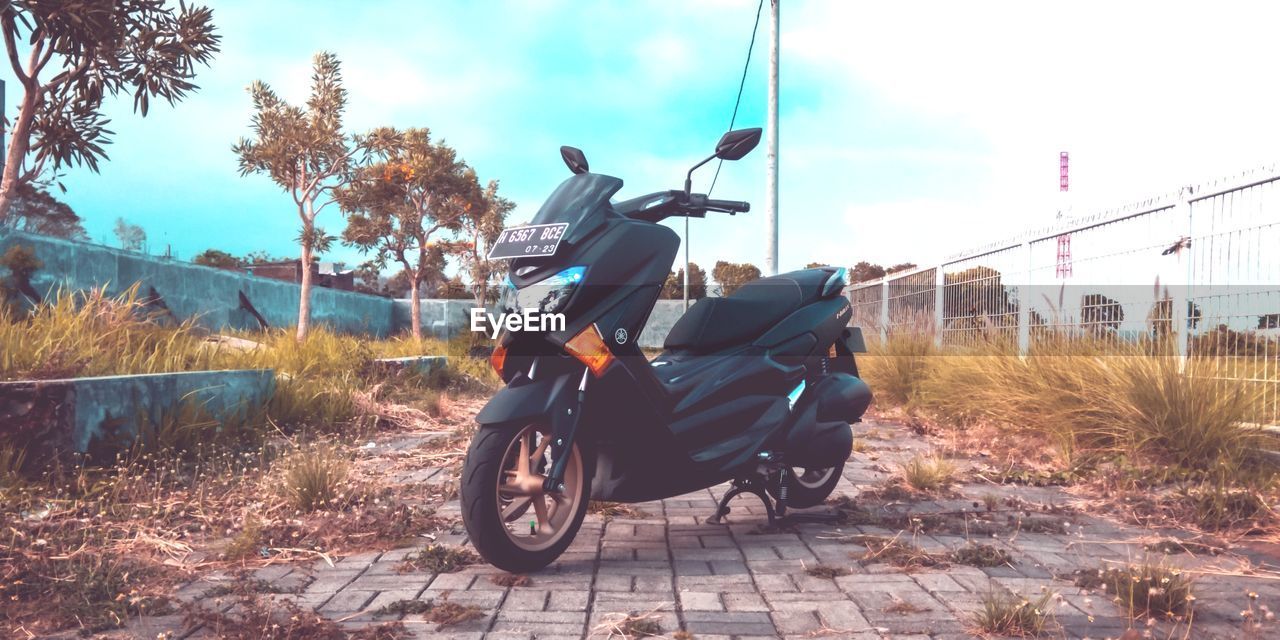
[1082,561,1195,619]
[422,389,449,418]
[0,544,172,634]
[951,543,1013,568]
[898,454,956,492]
[804,564,851,578]
[851,438,869,453]
[849,535,947,571]
[981,493,1000,511]
[281,445,351,512]
[491,573,532,587]
[589,501,649,520]
[374,598,433,617]
[224,515,266,560]
[1144,538,1224,556]
[971,589,1056,637]
[425,599,487,628]
[592,610,665,638]
[203,576,287,598]
[399,544,479,573]
[1174,481,1276,532]
[884,598,930,615]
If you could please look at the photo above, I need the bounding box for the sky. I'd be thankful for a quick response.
[9,0,1280,278]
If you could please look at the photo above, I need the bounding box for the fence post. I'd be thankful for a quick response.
[1017,241,1032,356]
[933,267,945,347]
[879,278,890,342]
[1173,187,1193,370]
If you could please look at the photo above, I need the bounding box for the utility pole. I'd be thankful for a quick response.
[683,216,690,310]
[765,0,779,275]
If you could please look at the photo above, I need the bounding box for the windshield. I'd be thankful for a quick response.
[528,173,624,245]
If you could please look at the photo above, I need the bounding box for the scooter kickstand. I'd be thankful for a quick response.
[706,476,778,526]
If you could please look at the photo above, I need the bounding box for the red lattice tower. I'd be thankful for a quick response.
[1056,234,1073,278]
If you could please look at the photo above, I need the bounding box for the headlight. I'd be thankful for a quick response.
[502,266,585,315]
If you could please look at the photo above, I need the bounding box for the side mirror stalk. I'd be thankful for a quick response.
[684,154,715,196]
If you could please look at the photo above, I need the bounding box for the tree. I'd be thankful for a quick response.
[712,261,761,297]
[4,183,87,239]
[661,262,707,299]
[338,127,479,340]
[192,248,241,270]
[437,275,471,299]
[804,261,829,269]
[113,217,146,252]
[0,1,220,222]
[243,249,287,265]
[234,52,361,341]
[449,179,514,308]
[850,261,886,283]
[886,262,917,275]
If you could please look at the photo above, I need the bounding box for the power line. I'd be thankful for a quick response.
[708,0,764,196]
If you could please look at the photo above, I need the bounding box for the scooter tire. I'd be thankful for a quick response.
[768,463,844,509]
[460,423,593,573]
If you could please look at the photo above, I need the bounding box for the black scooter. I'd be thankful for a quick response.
[460,128,873,572]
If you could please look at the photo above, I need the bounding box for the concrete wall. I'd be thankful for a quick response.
[0,230,395,336]
[0,369,275,455]
[0,229,694,343]
[393,298,484,340]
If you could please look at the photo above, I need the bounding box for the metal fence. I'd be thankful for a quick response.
[847,166,1280,426]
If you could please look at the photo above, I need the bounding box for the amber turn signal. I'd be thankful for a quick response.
[565,324,615,377]
[490,343,508,376]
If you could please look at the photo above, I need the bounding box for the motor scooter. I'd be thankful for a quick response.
[460,128,872,571]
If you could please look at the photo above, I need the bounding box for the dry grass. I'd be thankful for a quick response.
[182,575,407,638]
[804,564,851,578]
[971,589,1057,637]
[591,608,666,638]
[399,544,479,573]
[0,288,491,635]
[847,535,947,571]
[280,445,352,512]
[422,598,487,629]
[897,454,956,492]
[861,330,938,408]
[862,331,1278,527]
[589,501,650,520]
[1075,560,1196,619]
[491,573,532,587]
[951,543,1013,568]
[884,598,930,615]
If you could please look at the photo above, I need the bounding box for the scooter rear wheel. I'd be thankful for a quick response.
[460,423,592,573]
[768,464,844,509]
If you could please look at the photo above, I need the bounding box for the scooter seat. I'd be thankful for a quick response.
[664,269,836,353]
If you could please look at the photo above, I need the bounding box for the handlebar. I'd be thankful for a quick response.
[615,191,750,222]
[702,197,751,213]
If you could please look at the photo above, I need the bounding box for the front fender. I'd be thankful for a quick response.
[474,370,578,428]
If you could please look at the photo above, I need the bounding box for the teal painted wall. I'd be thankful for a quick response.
[0,229,395,336]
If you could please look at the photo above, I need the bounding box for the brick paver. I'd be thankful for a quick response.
[142,418,1280,639]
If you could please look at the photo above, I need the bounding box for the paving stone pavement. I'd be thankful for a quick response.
[139,418,1280,639]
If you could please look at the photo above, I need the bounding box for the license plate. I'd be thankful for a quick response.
[487,223,570,259]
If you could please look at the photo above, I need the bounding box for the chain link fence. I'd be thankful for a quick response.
[846,167,1280,426]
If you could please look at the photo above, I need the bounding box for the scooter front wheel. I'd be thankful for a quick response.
[460,423,592,573]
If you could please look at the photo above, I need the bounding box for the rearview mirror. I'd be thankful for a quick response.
[560,146,589,174]
[714,128,762,161]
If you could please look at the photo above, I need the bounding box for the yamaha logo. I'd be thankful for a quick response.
[614,328,628,344]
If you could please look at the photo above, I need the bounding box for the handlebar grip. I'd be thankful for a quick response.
[704,198,750,213]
